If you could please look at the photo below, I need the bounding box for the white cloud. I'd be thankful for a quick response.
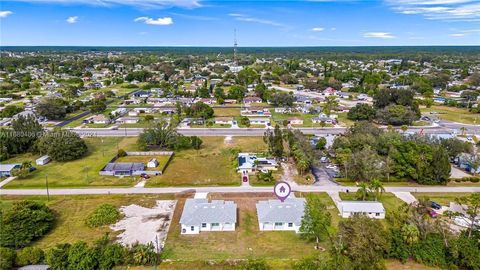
[66,16,78,24]
[311,27,325,32]
[363,32,396,39]
[386,0,480,21]
[0,11,13,18]
[134,16,173,25]
[7,0,201,9]
[450,33,466,37]
[229,13,285,28]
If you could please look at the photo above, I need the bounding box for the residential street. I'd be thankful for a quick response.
[1,185,479,196]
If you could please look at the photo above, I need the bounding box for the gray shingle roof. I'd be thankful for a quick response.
[180,199,237,226]
[0,164,21,172]
[104,162,144,172]
[256,198,305,224]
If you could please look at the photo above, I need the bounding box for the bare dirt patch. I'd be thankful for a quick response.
[110,200,176,248]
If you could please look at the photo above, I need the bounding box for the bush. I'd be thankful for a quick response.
[0,201,55,248]
[45,243,71,270]
[86,204,120,228]
[412,234,448,268]
[0,247,15,270]
[117,149,127,157]
[15,247,44,266]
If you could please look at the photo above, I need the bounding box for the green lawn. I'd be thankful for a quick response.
[421,105,479,125]
[213,107,241,117]
[164,192,337,261]
[146,137,268,187]
[0,194,175,249]
[412,192,473,206]
[3,137,141,188]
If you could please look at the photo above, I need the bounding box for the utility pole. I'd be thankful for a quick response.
[233,28,238,66]
[45,175,50,201]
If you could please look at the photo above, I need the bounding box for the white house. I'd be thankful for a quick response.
[288,117,304,125]
[256,197,305,233]
[147,158,159,168]
[339,201,385,219]
[36,155,50,166]
[115,117,139,124]
[214,117,234,125]
[179,199,237,234]
[91,114,110,125]
[237,153,278,174]
[128,111,139,117]
[248,117,270,126]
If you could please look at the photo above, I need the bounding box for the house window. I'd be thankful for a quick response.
[375,213,380,216]
[201,223,207,228]
[275,222,283,226]
[211,223,220,227]
[288,223,293,227]
[190,226,195,231]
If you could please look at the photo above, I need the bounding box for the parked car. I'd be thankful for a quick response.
[140,173,150,179]
[428,209,438,218]
[430,201,441,210]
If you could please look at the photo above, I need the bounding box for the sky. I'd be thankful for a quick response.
[0,0,479,46]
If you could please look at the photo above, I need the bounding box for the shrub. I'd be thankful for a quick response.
[0,201,55,248]
[86,204,120,228]
[117,149,127,157]
[45,243,71,270]
[15,247,44,266]
[36,129,88,161]
[0,247,15,270]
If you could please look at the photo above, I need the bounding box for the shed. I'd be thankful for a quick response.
[36,155,51,166]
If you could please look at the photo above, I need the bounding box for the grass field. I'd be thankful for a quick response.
[421,105,479,125]
[146,137,268,187]
[163,192,337,261]
[0,194,176,249]
[412,192,473,206]
[3,137,141,188]
[213,107,241,117]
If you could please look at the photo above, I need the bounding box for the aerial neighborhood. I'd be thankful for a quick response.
[0,45,479,270]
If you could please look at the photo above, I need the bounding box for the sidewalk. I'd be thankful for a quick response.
[0,177,16,188]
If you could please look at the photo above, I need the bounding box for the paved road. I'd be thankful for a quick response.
[71,125,459,137]
[1,185,479,196]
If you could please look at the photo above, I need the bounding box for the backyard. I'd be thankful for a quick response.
[146,137,268,187]
[3,137,141,188]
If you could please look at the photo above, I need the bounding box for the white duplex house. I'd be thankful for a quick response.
[338,201,385,219]
[256,197,305,233]
[179,199,237,234]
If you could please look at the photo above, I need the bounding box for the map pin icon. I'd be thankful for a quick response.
[274,181,291,202]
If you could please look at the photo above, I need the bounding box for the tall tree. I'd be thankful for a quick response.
[300,195,332,249]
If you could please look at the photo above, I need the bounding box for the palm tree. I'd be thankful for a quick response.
[356,182,370,201]
[460,127,467,136]
[401,224,420,246]
[322,96,339,117]
[369,179,385,201]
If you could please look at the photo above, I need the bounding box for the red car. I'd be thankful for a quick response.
[428,209,438,218]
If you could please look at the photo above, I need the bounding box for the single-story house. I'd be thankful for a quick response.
[312,116,336,125]
[128,111,139,117]
[91,114,110,125]
[243,97,263,104]
[274,107,290,114]
[147,158,159,168]
[237,153,278,174]
[248,117,270,126]
[214,117,234,125]
[339,201,385,219]
[256,197,305,233]
[36,155,50,166]
[133,90,151,98]
[115,117,139,124]
[102,162,145,176]
[241,107,271,117]
[0,164,21,177]
[180,199,237,234]
[288,117,304,125]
